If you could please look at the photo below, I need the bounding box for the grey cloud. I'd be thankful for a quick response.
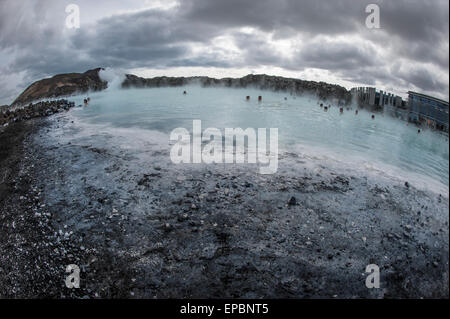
[67,8,225,70]
[231,32,286,67]
[398,65,448,94]
[380,1,449,45]
[230,32,381,76]
[184,0,364,36]
[184,0,449,46]
[0,0,66,50]
[394,40,449,70]
[291,40,378,71]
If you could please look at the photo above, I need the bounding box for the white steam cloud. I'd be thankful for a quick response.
[99,68,126,91]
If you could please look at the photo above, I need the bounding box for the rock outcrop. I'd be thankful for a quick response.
[122,73,352,104]
[12,68,107,106]
[1,100,76,127]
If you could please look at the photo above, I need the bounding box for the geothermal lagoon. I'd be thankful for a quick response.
[67,86,449,194]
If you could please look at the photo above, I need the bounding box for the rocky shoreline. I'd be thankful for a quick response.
[0,119,134,298]
[0,100,76,127]
[0,111,448,298]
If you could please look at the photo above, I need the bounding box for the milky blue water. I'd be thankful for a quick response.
[67,86,449,193]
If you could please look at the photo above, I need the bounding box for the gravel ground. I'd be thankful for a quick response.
[0,114,448,298]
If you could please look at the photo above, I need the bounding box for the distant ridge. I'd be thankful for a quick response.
[122,73,352,103]
[12,69,352,106]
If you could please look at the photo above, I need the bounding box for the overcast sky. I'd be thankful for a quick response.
[0,0,448,105]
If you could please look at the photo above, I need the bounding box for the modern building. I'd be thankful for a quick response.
[407,91,449,132]
[351,87,405,109]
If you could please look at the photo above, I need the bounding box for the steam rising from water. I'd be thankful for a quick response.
[99,68,126,91]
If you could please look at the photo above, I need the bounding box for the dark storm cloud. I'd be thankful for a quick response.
[230,32,285,67]
[291,39,378,71]
[340,65,403,89]
[0,0,64,50]
[183,0,364,36]
[0,0,448,104]
[69,8,216,69]
[184,0,449,45]
[2,4,231,77]
[230,31,379,72]
[395,40,449,70]
[398,65,448,93]
[380,1,448,45]
[184,0,449,81]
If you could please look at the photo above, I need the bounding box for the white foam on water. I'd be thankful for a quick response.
[286,142,449,197]
[51,109,170,154]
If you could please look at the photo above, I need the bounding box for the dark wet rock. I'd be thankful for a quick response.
[403,224,413,232]
[163,223,174,232]
[0,100,75,127]
[288,196,297,206]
